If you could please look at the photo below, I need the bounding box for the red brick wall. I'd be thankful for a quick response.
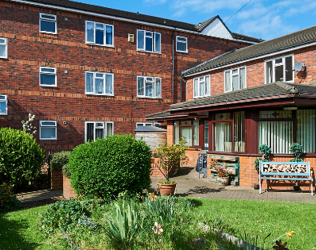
[63,176,77,200]
[0,1,250,153]
[186,46,316,101]
[50,171,63,190]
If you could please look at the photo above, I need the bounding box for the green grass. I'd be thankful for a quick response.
[1,198,316,249]
[189,198,316,249]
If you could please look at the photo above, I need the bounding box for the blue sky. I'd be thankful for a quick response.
[76,0,316,40]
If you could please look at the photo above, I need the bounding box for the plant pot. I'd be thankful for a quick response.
[158,182,177,196]
[217,176,229,186]
[254,184,259,190]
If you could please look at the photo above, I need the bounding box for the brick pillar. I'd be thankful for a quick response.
[167,120,174,145]
[50,171,63,190]
[63,176,77,200]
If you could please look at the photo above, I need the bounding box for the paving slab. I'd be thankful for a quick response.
[16,189,62,204]
[151,167,316,203]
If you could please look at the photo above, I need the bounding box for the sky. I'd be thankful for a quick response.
[75,0,316,40]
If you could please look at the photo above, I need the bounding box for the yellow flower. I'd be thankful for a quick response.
[285,231,295,239]
[149,193,154,197]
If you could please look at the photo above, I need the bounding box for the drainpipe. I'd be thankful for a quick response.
[180,75,184,102]
[172,28,175,104]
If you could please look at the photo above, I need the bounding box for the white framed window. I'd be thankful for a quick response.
[40,121,57,140]
[0,95,8,115]
[39,67,57,87]
[39,13,57,34]
[137,29,161,53]
[85,21,114,46]
[176,36,188,53]
[265,55,294,84]
[0,38,7,59]
[193,75,210,98]
[137,76,161,98]
[85,121,114,142]
[136,122,153,127]
[224,67,246,92]
[85,71,114,96]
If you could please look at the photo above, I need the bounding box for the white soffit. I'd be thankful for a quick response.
[201,17,233,40]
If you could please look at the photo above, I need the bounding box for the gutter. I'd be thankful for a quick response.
[183,40,316,78]
[10,0,257,44]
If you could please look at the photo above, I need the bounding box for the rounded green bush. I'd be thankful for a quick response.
[0,127,45,186]
[68,134,152,199]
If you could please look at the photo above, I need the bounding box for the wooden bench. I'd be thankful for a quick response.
[259,161,314,195]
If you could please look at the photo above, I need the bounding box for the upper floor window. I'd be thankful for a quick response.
[40,121,57,140]
[86,21,114,46]
[137,76,161,98]
[265,55,293,84]
[137,30,161,53]
[0,95,8,115]
[225,67,246,92]
[176,36,188,53]
[85,71,114,96]
[40,67,57,87]
[40,13,57,34]
[0,38,7,59]
[85,121,114,142]
[193,75,210,98]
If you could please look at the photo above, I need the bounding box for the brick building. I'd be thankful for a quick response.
[0,0,259,153]
[147,25,316,190]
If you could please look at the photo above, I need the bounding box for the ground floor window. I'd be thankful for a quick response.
[297,109,315,153]
[174,120,199,146]
[85,121,114,142]
[0,95,7,115]
[40,121,57,140]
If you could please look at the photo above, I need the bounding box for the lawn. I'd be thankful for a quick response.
[1,198,315,249]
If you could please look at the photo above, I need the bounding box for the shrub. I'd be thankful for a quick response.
[48,151,71,172]
[63,164,71,178]
[290,143,304,162]
[0,127,45,186]
[68,134,151,199]
[0,183,22,211]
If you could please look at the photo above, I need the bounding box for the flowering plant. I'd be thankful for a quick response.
[21,113,37,135]
[152,222,163,235]
[215,166,229,177]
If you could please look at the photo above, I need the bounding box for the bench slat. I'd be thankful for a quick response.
[261,177,312,181]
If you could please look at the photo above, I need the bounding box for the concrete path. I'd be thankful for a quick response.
[151,167,316,203]
[16,189,62,208]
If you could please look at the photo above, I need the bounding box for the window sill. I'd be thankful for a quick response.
[136,49,161,55]
[40,31,57,35]
[40,85,57,88]
[85,43,115,48]
[176,50,188,53]
[85,93,115,97]
[0,114,8,116]
[137,96,162,100]
[40,138,58,141]
[193,95,211,99]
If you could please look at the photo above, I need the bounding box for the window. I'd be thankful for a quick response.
[40,121,57,140]
[0,38,7,59]
[40,67,57,87]
[212,112,245,152]
[85,122,114,142]
[85,71,114,95]
[175,120,200,147]
[136,123,153,127]
[86,21,114,46]
[224,67,246,92]
[265,55,293,84]
[176,36,188,53]
[40,13,57,34]
[0,95,8,115]
[137,29,161,53]
[193,75,210,98]
[137,76,161,98]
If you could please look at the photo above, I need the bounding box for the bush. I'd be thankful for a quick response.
[48,151,71,171]
[63,164,71,178]
[0,127,45,186]
[68,134,151,199]
[0,183,22,211]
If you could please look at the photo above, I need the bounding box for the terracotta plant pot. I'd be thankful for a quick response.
[158,182,177,196]
[217,176,229,186]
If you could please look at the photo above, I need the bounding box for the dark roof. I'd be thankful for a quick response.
[146,111,171,119]
[135,126,167,132]
[19,0,260,43]
[231,32,263,43]
[169,82,316,111]
[183,25,316,76]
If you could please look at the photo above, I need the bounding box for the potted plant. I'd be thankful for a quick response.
[155,137,189,195]
[290,143,304,191]
[215,165,230,186]
[254,144,271,190]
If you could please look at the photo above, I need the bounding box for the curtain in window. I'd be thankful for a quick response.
[204,121,209,150]
[87,123,94,141]
[205,76,210,95]
[266,61,272,84]
[86,22,94,42]
[239,68,246,89]
[145,81,153,97]
[174,121,179,144]
[106,123,113,137]
[193,120,199,146]
[181,127,192,146]
[106,26,112,45]
[95,129,103,139]
[258,121,293,153]
[297,109,315,153]
[214,123,232,152]
[234,111,245,152]
[86,73,93,93]
[232,75,238,90]
[225,71,230,92]
[199,79,205,97]
[95,78,104,94]
[138,77,144,95]
[155,78,161,97]
[106,75,112,94]
[194,79,198,97]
